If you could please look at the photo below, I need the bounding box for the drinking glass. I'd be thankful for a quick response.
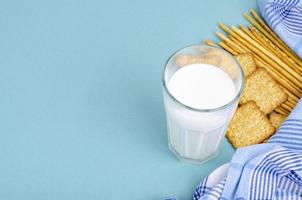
[162,44,244,164]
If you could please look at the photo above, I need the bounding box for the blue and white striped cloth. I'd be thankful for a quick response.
[193,99,302,200]
[258,0,302,58]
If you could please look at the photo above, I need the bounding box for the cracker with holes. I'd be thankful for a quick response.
[226,101,275,148]
[269,111,286,129]
[235,53,257,77]
[240,68,288,114]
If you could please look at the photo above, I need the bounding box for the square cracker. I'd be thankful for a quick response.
[235,53,257,77]
[261,110,286,143]
[226,101,275,148]
[240,68,288,114]
[269,111,286,129]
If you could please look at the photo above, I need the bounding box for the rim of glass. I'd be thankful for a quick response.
[161,44,244,112]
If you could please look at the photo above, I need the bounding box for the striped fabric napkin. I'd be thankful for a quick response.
[258,0,302,58]
[193,98,302,200]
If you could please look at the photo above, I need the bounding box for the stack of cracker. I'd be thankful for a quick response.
[226,54,287,148]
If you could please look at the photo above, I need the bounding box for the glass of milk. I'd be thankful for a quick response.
[162,44,244,164]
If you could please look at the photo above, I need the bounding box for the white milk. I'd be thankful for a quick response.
[164,63,237,162]
[168,64,236,109]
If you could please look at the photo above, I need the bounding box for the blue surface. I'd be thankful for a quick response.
[0,0,256,199]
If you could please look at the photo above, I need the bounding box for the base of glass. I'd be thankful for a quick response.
[168,143,219,165]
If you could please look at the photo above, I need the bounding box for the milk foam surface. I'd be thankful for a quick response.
[168,63,236,109]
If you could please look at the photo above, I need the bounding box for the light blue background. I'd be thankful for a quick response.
[0,0,256,199]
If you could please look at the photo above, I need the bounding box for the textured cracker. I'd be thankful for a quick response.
[269,111,286,129]
[235,53,257,77]
[226,101,275,148]
[240,68,288,114]
[175,55,199,67]
[175,49,239,79]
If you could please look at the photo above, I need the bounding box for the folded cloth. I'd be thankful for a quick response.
[193,98,302,200]
[258,0,302,58]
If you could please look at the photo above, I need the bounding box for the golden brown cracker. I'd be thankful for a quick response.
[175,49,240,80]
[240,68,288,114]
[175,55,200,67]
[269,111,286,129]
[174,51,223,67]
[226,101,275,148]
[235,53,257,77]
